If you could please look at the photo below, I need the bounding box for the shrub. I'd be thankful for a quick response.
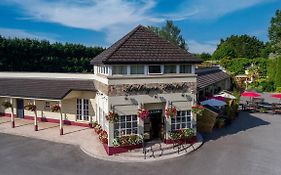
[276,87,281,93]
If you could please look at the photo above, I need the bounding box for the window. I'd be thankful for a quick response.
[180,65,192,73]
[148,65,161,74]
[77,99,89,121]
[164,65,176,73]
[114,115,138,137]
[112,65,127,75]
[171,110,192,130]
[131,65,144,75]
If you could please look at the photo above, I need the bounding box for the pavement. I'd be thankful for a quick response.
[1,111,281,175]
[0,116,202,162]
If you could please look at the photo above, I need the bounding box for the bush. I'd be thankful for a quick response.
[276,87,281,93]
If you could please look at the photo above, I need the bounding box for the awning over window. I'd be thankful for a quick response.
[172,101,192,110]
[114,105,138,115]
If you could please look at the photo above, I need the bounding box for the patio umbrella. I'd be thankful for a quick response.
[271,94,281,103]
[200,99,227,107]
[240,91,261,98]
[214,92,236,100]
[208,96,226,102]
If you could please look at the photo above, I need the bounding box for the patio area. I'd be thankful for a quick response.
[0,116,108,159]
[0,116,203,162]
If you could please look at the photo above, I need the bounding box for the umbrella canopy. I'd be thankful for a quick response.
[240,91,261,98]
[201,99,227,107]
[214,92,236,100]
[271,94,281,99]
[209,96,226,102]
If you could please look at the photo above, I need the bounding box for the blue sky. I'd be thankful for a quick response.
[0,0,280,53]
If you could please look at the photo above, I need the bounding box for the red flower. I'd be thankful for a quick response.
[138,109,150,120]
[165,106,177,118]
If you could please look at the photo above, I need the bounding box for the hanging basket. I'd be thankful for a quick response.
[51,104,61,112]
[106,112,119,123]
[1,101,12,109]
[165,106,177,119]
[138,108,150,120]
[24,103,37,111]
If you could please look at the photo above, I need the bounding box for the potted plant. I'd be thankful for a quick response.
[106,112,119,123]
[165,106,177,118]
[138,108,150,120]
[192,104,205,116]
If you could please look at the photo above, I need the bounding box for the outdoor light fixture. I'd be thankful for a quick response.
[125,94,128,100]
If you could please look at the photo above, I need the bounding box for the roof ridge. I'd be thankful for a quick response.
[103,25,144,63]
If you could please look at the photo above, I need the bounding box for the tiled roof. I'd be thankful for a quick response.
[90,25,202,65]
[0,78,96,100]
[197,68,230,90]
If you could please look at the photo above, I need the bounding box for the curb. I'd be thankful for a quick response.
[80,133,204,163]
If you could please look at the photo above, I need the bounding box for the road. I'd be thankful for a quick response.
[0,111,281,175]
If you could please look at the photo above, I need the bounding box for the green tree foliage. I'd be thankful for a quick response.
[220,57,268,76]
[267,58,276,82]
[148,20,188,50]
[212,35,265,60]
[269,9,281,54]
[0,36,104,72]
[195,52,212,61]
[274,57,281,87]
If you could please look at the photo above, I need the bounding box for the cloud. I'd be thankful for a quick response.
[188,40,218,54]
[0,0,275,46]
[176,0,277,20]
[0,27,57,42]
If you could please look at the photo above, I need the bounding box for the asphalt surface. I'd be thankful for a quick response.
[0,111,281,175]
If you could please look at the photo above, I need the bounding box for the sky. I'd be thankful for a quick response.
[0,0,280,54]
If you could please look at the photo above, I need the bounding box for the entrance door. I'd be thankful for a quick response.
[149,109,163,140]
[16,99,24,118]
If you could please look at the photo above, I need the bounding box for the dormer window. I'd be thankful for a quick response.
[164,65,176,73]
[180,65,192,73]
[112,65,127,75]
[148,65,162,74]
[131,65,144,75]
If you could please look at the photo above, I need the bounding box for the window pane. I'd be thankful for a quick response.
[126,122,131,128]
[132,122,137,127]
[149,65,161,74]
[182,123,186,128]
[121,123,125,128]
[180,65,191,73]
[126,115,131,121]
[112,65,127,75]
[132,115,137,121]
[164,65,176,73]
[131,65,144,74]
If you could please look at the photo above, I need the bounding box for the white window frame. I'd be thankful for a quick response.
[77,99,89,121]
[114,114,138,138]
[148,65,163,74]
[171,110,192,130]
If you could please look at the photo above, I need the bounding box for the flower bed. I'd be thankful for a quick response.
[93,121,108,144]
[169,128,195,140]
[192,104,205,116]
[112,135,143,147]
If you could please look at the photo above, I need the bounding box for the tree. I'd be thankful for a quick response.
[212,35,265,60]
[196,52,212,61]
[0,36,104,72]
[148,20,188,50]
[269,9,281,54]
[274,57,281,88]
